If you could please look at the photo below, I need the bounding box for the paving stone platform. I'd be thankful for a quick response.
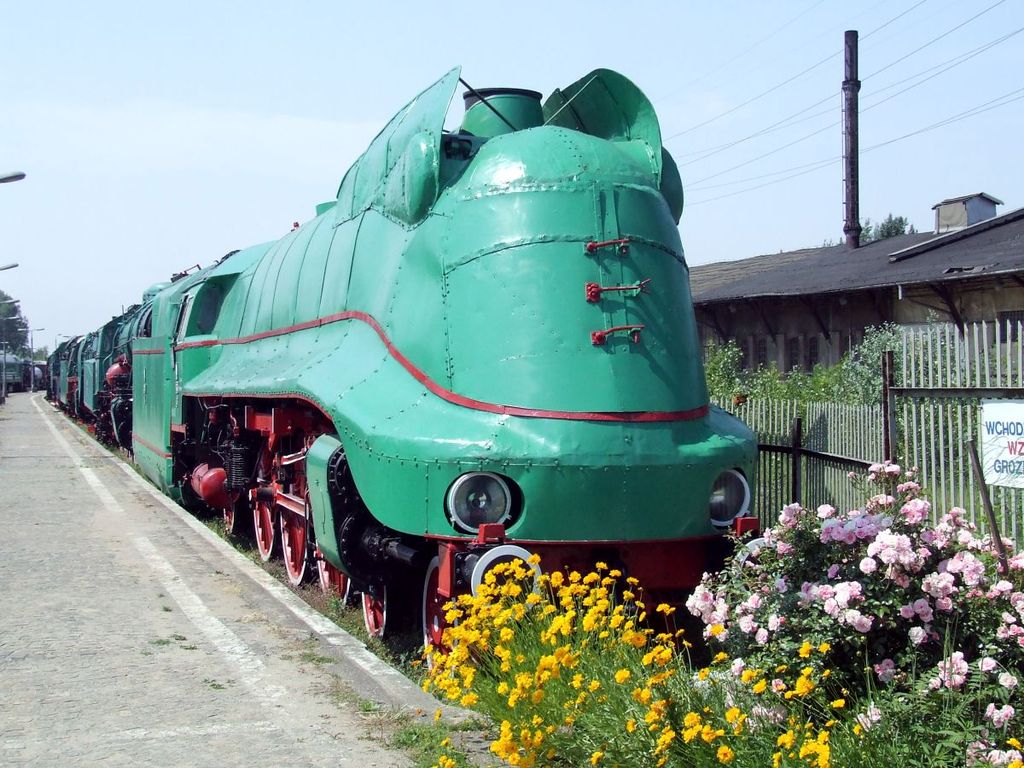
[0,393,412,767]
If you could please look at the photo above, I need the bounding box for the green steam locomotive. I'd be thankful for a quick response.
[48,67,757,648]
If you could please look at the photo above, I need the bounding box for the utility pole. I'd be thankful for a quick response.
[842,30,862,249]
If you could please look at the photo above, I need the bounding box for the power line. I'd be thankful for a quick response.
[664,0,932,140]
[860,0,932,40]
[662,0,832,99]
[688,156,842,192]
[664,50,839,140]
[861,86,1024,152]
[860,26,1024,113]
[863,26,1024,98]
[862,0,1008,81]
[685,85,1024,206]
[676,23,1022,181]
[676,95,836,165]
[686,120,839,186]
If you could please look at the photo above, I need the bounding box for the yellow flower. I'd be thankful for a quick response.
[818,642,831,653]
[798,641,813,658]
[460,692,478,707]
[752,679,767,695]
[527,553,541,565]
[590,751,604,765]
[725,707,742,724]
[709,623,725,637]
[831,699,845,709]
[626,719,636,733]
[440,737,451,748]
[717,745,736,764]
[777,730,795,749]
[713,651,729,664]
[595,561,608,571]
[614,669,631,684]
[434,708,442,722]
[1008,738,1022,749]
[655,602,676,615]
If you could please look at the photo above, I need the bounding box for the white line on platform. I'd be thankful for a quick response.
[32,397,287,707]
[31,396,432,709]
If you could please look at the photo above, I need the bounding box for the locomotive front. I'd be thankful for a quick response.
[302,69,757,643]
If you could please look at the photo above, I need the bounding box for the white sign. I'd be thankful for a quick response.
[980,400,1024,489]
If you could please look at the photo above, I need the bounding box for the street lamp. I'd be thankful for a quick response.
[0,264,18,271]
[0,171,25,184]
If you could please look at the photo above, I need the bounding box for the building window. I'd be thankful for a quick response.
[755,337,768,368]
[805,336,819,370]
[786,337,800,371]
[999,310,1024,342]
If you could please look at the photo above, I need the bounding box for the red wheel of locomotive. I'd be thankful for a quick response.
[252,496,278,562]
[422,556,450,658]
[317,557,352,603]
[362,584,388,639]
[223,497,251,538]
[281,507,310,586]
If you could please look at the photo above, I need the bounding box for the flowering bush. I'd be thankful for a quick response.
[689,462,1024,764]
[421,464,1024,767]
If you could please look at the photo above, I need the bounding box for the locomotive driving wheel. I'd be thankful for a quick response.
[223,496,251,539]
[281,496,311,586]
[317,557,353,604]
[361,583,388,639]
[252,494,278,562]
[421,556,450,658]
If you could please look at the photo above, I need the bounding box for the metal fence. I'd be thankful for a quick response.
[713,398,875,526]
[894,321,1024,545]
[710,321,1024,545]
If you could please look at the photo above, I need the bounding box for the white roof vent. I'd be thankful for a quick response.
[932,193,1003,234]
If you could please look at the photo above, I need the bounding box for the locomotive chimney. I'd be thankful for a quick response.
[461,87,543,138]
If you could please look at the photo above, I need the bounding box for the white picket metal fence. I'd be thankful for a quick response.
[896,321,1024,546]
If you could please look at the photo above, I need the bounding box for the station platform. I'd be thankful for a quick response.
[0,393,419,766]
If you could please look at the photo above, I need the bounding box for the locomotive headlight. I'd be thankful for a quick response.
[708,469,750,529]
[446,473,513,533]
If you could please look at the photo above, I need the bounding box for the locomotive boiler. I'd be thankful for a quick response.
[49,67,757,648]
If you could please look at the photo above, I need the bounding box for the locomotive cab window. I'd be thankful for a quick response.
[176,283,224,341]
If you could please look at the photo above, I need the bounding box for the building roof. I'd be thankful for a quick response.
[931,192,1004,209]
[689,206,1024,305]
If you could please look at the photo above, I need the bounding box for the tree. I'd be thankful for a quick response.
[0,289,29,356]
[862,213,916,243]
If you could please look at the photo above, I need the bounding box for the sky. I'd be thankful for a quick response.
[1,0,1022,353]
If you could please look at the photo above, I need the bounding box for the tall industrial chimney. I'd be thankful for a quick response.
[842,30,861,249]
